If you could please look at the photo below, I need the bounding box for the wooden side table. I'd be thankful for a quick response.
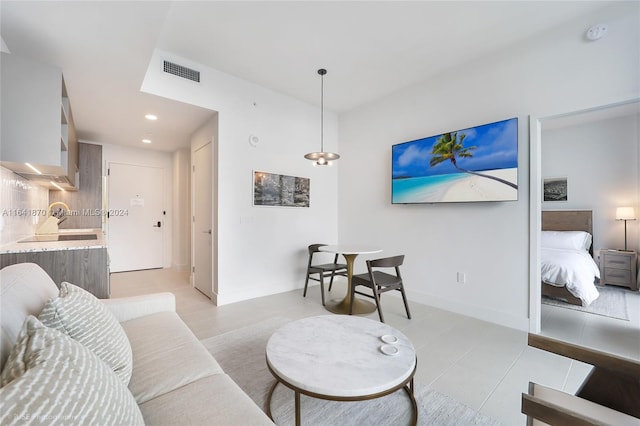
[599,249,638,291]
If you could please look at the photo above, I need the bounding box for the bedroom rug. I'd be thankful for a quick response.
[542,285,629,321]
[200,316,501,426]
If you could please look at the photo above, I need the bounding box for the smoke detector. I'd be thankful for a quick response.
[586,24,608,41]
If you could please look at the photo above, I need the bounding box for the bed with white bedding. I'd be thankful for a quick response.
[541,211,600,306]
[541,246,600,306]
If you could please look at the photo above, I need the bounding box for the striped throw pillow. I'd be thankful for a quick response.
[0,316,144,426]
[39,282,133,385]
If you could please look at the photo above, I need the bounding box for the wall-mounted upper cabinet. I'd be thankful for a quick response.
[0,52,78,190]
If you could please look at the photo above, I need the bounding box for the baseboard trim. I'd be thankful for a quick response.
[407,289,529,331]
[172,263,190,272]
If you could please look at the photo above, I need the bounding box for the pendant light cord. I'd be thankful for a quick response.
[304,68,338,165]
[320,71,324,153]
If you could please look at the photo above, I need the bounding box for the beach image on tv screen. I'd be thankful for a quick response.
[392,117,518,204]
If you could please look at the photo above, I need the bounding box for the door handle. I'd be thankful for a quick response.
[153,221,162,228]
[202,229,212,234]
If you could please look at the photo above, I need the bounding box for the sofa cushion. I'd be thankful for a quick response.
[0,316,144,426]
[39,282,133,385]
[0,263,59,372]
[139,374,274,426]
[122,311,224,404]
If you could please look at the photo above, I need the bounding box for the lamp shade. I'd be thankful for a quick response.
[615,207,636,220]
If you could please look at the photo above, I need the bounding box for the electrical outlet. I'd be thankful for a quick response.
[457,272,466,284]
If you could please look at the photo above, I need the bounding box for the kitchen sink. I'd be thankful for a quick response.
[57,234,98,241]
[19,234,98,243]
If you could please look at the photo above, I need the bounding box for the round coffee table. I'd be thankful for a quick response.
[265,315,417,426]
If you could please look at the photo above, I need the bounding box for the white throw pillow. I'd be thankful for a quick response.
[0,316,144,426]
[540,230,592,251]
[38,282,133,385]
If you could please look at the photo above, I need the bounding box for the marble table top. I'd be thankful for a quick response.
[266,315,416,397]
[318,245,382,255]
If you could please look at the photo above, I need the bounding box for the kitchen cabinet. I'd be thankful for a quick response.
[0,247,110,298]
[50,143,103,229]
[0,52,78,190]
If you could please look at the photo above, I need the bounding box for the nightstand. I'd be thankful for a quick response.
[599,250,638,291]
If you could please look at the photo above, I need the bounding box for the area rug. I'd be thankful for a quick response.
[542,285,629,321]
[200,316,501,426]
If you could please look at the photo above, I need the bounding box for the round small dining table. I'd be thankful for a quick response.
[318,244,382,315]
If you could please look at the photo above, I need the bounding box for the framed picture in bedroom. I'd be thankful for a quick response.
[253,171,310,207]
[543,177,568,202]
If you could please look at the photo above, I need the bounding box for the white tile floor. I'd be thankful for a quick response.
[111,270,640,426]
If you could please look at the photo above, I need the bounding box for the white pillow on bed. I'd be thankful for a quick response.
[541,230,592,251]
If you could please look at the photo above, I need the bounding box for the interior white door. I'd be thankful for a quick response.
[108,162,164,272]
[193,142,214,299]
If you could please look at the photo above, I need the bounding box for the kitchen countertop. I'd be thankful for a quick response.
[0,229,107,254]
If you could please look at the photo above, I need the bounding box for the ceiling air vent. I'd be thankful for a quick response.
[163,60,200,83]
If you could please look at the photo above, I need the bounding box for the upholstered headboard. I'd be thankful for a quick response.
[542,210,593,255]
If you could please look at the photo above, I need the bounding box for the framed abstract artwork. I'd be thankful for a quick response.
[253,171,310,207]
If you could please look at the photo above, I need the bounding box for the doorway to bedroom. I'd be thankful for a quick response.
[529,99,640,360]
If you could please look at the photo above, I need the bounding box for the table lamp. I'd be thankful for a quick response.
[615,206,636,251]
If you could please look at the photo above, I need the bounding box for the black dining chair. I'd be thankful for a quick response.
[303,244,347,306]
[350,255,411,323]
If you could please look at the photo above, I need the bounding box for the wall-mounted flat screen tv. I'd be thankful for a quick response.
[392,117,518,204]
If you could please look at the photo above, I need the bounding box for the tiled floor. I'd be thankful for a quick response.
[111,269,640,426]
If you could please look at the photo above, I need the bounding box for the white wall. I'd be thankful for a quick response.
[543,114,639,253]
[338,2,639,329]
[142,51,340,304]
[100,143,174,269]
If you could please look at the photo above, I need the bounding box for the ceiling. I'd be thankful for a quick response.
[1,1,617,152]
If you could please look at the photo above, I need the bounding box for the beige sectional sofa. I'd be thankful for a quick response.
[0,262,274,425]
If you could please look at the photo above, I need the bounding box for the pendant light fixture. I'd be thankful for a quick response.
[304,68,340,166]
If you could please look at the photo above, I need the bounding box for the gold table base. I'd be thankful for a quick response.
[325,296,376,315]
[324,252,377,315]
[266,364,418,426]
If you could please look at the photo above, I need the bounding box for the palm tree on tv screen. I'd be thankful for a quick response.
[429,132,517,189]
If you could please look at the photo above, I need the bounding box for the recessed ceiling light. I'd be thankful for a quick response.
[145,114,158,121]
[142,139,152,144]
